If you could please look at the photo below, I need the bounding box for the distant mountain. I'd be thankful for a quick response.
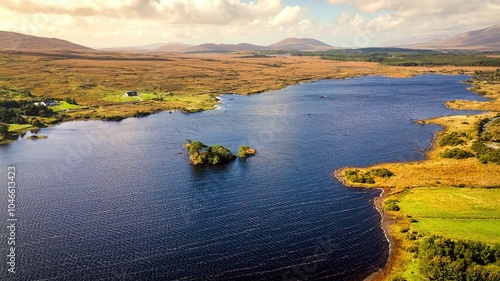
[0,31,92,51]
[180,43,267,53]
[380,35,449,48]
[152,43,194,53]
[151,39,335,53]
[103,42,194,52]
[409,24,500,51]
[268,38,335,51]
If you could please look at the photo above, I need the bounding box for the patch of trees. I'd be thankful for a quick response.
[0,123,8,139]
[472,141,500,165]
[64,97,78,105]
[440,148,475,159]
[418,236,500,281]
[237,145,256,158]
[184,140,255,165]
[384,199,400,211]
[0,100,53,124]
[473,69,500,83]
[285,50,500,67]
[344,168,394,184]
[439,132,466,146]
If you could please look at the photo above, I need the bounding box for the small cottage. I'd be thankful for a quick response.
[41,99,59,106]
[126,91,138,96]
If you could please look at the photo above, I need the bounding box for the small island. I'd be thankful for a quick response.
[237,145,256,158]
[26,134,48,140]
[184,140,255,165]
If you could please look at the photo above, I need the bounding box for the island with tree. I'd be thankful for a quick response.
[184,140,255,165]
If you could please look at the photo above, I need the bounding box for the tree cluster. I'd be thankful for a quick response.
[418,236,500,281]
[185,140,236,165]
[439,132,466,147]
[472,142,500,165]
[0,100,53,124]
[344,168,394,184]
[440,148,475,159]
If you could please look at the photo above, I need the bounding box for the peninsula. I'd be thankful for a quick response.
[336,69,500,280]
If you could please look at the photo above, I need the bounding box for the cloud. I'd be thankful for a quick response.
[270,5,303,26]
[0,0,302,25]
[328,0,500,47]
[0,0,308,47]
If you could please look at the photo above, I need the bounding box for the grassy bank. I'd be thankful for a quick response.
[337,70,500,280]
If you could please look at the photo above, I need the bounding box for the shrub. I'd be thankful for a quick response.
[384,199,400,211]
[184,140,236,165]
[237,145,256,158]
[344,170,375,184]
[418,236,500,280]
[472,141,500,164]
[439,132,465,146]
[370,168,394,178]
[440,148,475,159]
[64,97,78,105]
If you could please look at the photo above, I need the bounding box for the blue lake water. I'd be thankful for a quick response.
[0,75,486,280]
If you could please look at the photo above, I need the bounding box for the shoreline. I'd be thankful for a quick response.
[333,170,398,281]
[1,51,497,146]
[334,70,500,279]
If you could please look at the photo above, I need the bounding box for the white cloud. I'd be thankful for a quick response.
[0,0,308,47]
[328,0,500,47]
[0,0,498,48]
[270,5,303,25]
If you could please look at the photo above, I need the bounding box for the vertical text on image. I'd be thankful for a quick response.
[6,166,17,274]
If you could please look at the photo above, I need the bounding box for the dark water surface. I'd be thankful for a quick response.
[0,75,486,280]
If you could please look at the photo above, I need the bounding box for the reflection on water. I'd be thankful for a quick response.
[0,75,485,280]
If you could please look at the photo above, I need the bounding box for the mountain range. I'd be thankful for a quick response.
[0,24,499,52]
[409,24,500,51]
[113,37,336,53]
[0,31,91,51]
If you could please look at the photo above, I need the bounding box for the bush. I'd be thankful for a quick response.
[472,141,500,164]
[237,145,256,158]
[418,236,500,280]
[370,168,394,178]
[184,140,236,165]
[440,148,475,159]
[344,169,375,184]
[439,132,465,146]
[64,97,78,105]
[384,199,400,211]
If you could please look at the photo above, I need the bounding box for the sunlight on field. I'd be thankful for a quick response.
[398,187,500,243]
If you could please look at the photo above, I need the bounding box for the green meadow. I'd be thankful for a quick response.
[398,187,500,243]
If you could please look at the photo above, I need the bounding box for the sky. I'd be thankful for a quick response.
[0,0,499,48]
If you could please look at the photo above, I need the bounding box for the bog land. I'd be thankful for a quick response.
[1,49,500,280]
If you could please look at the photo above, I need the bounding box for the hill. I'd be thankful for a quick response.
[268,37,335,51]
[151,38,334,53]
[411,24,500,51]
[0,31,92,51]
[151,43,195,53]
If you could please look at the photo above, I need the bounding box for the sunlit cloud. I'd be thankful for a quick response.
[0,0,498,48]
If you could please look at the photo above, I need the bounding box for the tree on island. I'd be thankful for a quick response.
[237,145,256,158]
[184,140,256,165]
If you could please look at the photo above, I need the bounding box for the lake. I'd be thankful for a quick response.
[0,75,486,280]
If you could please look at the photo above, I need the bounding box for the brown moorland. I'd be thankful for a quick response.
[1,50,498,117]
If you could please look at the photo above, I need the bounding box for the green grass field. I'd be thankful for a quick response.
[8,123,37,133]
[49,101,85,112]
[398,187,500,243]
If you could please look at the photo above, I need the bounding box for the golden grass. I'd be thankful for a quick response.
[1,50,498,121]
[338,82,500,190]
